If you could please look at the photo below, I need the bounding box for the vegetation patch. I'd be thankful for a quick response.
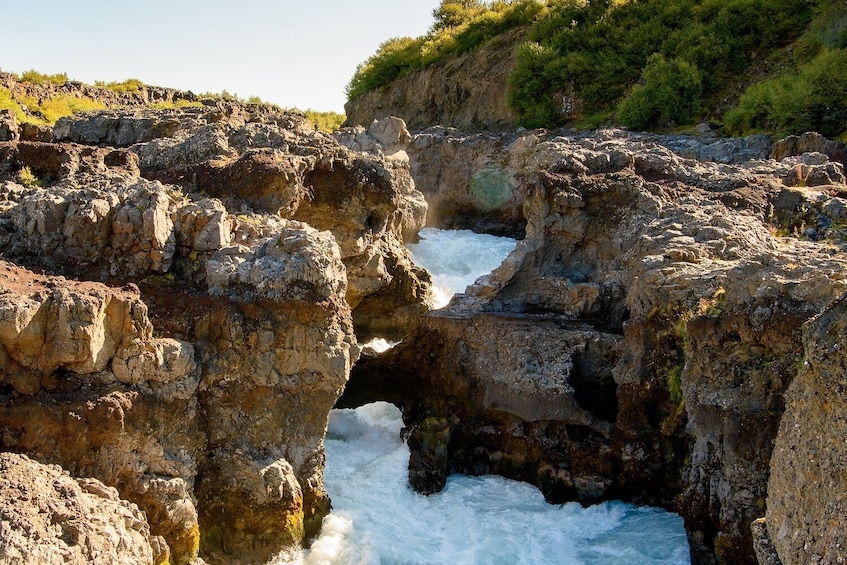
[19,69,69,85]
[17,166,43,188]
[348,0,846,137]
[97,78,145,93]
[724,47,847,137]
[347,0,547,101]
[288,108,346,132]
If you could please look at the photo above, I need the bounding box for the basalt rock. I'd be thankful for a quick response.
[0,261,203,563]
[0,104,428,564]
[344,30,521,133]
[0,453,161,565]
[0,110,17,143]
[344,127,847,564]
[763,292,847,564]
[7,108,430,339]
[395,127,789,238]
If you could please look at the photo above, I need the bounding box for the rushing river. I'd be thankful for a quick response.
[284,228,690,565]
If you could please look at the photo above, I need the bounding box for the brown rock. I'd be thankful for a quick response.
[19,122,53,142]
[765,292,847,565]
[0,110,18,142]
[194,148,308,215]
[16,141,80,181]
[0,453,159,565]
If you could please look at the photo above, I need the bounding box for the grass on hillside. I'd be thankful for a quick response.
[348,0,847,138]
[2,71,346,131]
[347,0,546,101]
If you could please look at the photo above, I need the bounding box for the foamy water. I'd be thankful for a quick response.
[292,403,689,565]
[279,228,690,564]
[407,227,518,309]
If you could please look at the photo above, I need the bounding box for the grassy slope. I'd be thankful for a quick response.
[347,0,847,137]
[0,71,346,132]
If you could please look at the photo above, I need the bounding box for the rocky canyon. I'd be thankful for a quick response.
[0,69,846,565]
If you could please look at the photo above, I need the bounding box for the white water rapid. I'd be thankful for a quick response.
[407,227,519,309]
[282,228,690,565]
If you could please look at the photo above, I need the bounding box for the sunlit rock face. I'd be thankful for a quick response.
[344,127,847,564]
[0,452,161,565]
[0,107,430,563]
[764,293,847,565]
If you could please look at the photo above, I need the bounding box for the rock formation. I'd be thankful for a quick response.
[342,127,847,564]
[762,293,847,564]
[344,30,520,133]
[0,106,430,563]
[0,452,160,565]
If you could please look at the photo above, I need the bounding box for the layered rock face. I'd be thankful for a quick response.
[0,107,430,563]
[344,128,847,564]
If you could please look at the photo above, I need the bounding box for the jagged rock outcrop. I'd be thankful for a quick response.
[344,30,520,133]
[399,127,807,238]
[46,107,431,340]
[762,293,847,564]
[0,71,198,117]
[771,131,847,169]
[0,453,160,565]
[342,127,847,564]
[0,108,428,563]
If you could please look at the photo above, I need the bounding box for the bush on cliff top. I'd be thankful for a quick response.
[19,69,69,85]
[618,54,703,130]
[725,48,847,138]
[349,0,846,137]
[346,0,546,101]
[515,0,816,129]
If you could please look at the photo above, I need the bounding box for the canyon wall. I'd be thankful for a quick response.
[0,106,430,563]
[344,30,519,134]
[343,126,847,564]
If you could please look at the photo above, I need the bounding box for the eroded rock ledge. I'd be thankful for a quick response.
[0,107,431,564]
[343,126,847,564]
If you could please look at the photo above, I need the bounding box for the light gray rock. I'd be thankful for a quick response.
[0,453,158,565]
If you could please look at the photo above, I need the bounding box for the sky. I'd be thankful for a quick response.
[3,0,443,113]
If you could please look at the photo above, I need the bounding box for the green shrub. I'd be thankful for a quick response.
[104,78,145,93]
[432,0,487,32]
[511,0,817,127]
[618,54,703,129]
[17,166,43,188]
[725,47,847,137]
[20,69,69,85]
[289,108,346,132]
[348,0,548,101]
[347,37,424,100]
[508,42,562,128]
[0,87,27,122]
[38,95,106,123]
[346,0,835,132]
[148,99,204,110]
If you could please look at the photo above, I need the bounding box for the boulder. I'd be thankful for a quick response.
[0,453,160,565]
[0,110,18,142]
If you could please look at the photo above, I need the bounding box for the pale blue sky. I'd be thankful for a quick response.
[3,1,442,112]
